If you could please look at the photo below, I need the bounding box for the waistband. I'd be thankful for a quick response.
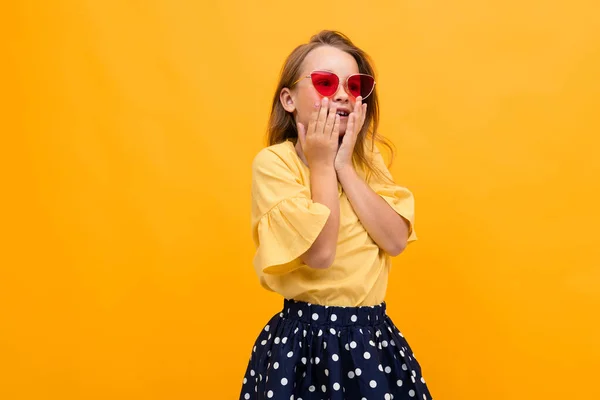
[282,298,387,327]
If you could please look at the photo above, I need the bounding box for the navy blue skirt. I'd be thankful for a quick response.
[239,299,433,400]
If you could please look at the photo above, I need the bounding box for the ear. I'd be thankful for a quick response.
[279,87,296,113]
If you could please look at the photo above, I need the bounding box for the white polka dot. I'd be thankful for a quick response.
[264,325,270,332]
[274,337,280,344]
[385,394,391,400]
[259,374,262,381]
[355,368,362,376]
[325,369,329,376]
[402,363,408,370]
[397,379,403,387]
[298,310,303,317]
[382,340,388,347]
[369,340,376,347]
[282,337,288,344]
[321,385,326,392]
[423,395,427,400]
[279,312,284,317]
[369,380,377,388]
[350,341,357,349]
[385,366,392,373]
[310,358,313,364]
[318,329,323,336]
[250,369,255,376]
[273,362,279,370]
[287,351,293,358]
[390,340,396,346]
[348,371,355,379]
[267,390,274,398]
[330,328,336,335]
[315,357,320,364]
[303,330,307,337]
[421,377,426,383]
[364,351,371,359]
[301,357,306,364]
[299,342,302,348]
[312,313,319,321]
[378,364,384,372]
[330,314,337,321]
[261,340,267,345]
[351,315,358,322]
[412,370,417,377]
[294,328,298,334]
[323,342,327,349]
[308,385,315,392]
[253,346,256,352]
[281,378,288,386]
[409,389,415,397]
[244,394,250,400]
[243,377,247,384]
[332,354,339,361]
[333,382,340,391]
[290,396,294,400]
[411,376,416,383]
[345,343,350,351]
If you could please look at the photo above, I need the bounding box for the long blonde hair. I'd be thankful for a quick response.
[266,30,395,183]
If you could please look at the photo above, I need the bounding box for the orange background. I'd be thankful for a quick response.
[2,1,599,399]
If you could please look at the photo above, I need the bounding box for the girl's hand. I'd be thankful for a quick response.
[297,98,340,171]
[335,97,367,172]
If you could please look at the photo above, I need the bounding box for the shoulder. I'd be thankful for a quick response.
[253,140,296,169]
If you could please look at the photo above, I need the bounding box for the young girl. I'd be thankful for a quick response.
[240,30,433,400]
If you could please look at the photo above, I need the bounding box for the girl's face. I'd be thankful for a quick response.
[281,46,360,136]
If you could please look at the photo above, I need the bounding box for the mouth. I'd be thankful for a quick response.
[336,109,350,118]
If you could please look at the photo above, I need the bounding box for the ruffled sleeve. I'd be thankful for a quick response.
[251,146,331,275]
[366,144,418,243]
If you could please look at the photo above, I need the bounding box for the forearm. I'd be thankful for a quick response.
[300,166,340,269]
[337,166,409,256]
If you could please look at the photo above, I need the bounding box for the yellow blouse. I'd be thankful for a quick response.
[250,139,417,306]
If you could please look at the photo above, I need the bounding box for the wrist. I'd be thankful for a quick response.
[335,165,356,179]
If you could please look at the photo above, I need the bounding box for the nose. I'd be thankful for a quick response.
[332,81,350,104]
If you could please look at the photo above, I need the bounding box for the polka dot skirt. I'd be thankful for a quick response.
[239,299,433,400]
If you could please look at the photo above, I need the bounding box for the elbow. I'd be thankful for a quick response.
[302,249,336,269]
[386,238,408,257]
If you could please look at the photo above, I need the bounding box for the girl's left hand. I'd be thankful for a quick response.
[334,97,367,172]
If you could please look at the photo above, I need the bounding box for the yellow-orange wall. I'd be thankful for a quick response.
[2,1,599,399]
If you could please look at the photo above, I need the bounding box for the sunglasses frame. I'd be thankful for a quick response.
[290,70,376,100]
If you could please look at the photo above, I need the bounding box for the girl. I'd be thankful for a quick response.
[240,30,433,400]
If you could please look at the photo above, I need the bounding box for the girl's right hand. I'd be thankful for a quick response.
[297,98,340,171]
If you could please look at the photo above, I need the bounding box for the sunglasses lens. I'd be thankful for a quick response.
[310,71,339,97]
[347,74,375,99]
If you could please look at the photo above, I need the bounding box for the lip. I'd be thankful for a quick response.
[335,108,351,117]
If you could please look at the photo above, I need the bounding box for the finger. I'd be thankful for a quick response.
[314,97,329,134]
[360,103,367,131]
[324,101,338,137]
[307,104,320,137]
[331,114,340,141]
[346,112,355,140]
